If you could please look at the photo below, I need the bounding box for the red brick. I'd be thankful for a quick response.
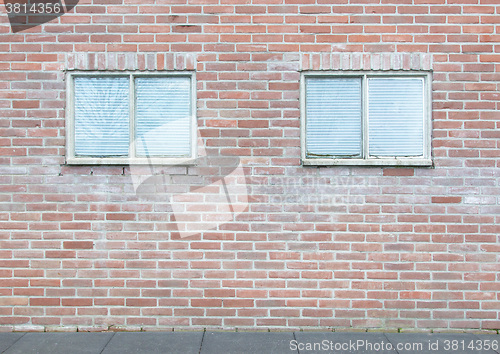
[383,168,415,176]
[30,298,60,306]
[191,299,223,307]
[432,196,462,204]
[0,0,498,333]
[126,299,157,307]
[63,241,94,250]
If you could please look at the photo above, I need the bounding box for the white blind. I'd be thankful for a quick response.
[135,77,191,157]
[74,77,130,156]
[368,78,424,157]
[306,78,362,157]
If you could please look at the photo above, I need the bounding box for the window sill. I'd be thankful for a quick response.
[302,158,433,167]
[66,157,197,166]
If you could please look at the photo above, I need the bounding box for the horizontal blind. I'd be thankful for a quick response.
[368,78,425,157]
[135,77,191,157]
[306,78,362,158]
[74,77,130,156]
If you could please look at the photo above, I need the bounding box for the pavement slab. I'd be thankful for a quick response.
[101,332,204,354]
[200,331,296,354]
[294,332,397,354]
[1,331,500,354]
[384,333,499,354]
[3,332,113,354]
[0,333,25,353]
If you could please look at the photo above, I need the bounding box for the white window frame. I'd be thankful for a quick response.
[301,71,432,167]
[66,71,197,165]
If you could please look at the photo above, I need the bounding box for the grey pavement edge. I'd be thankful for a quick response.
[294,332,396,354]
[384,333,499,354]
[101,332,204,354]
[3,333,113,354]
[0,333,24,353]
[200,331,296,354]
[0,331,499,354]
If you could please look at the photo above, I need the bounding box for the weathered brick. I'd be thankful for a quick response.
[0,0,498,333]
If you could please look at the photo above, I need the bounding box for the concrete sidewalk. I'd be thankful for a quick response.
[0,331,499,354]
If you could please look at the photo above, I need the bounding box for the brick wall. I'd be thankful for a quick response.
[1,0,500,332]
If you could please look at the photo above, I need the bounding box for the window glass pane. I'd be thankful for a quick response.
[74,77,130,156]
[135,77,191,157]
[368,77,424,157]
[306,78,362,158]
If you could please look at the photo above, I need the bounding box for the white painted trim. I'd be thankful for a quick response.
[129,73,135,161]
[65,73,75,162]
[301,70,433,167]
[66,157,197,166]
[300,72,307,162]
[362,75,368,159]
[190,72,197,161]
[65,71,197,166]
[302,158,433,167]
[425,71,433,162]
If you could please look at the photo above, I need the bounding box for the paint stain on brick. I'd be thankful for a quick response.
[172,25,202,33]
[383,168,415,176]
[62,241,94,249]
[432,196,462,204]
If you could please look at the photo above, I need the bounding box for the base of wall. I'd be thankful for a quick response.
[1,325,498,335]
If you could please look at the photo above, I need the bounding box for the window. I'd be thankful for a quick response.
[66,72,196,165]
[301,71,432,166]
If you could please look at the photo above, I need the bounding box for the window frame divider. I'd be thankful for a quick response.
[66,72,75,163]
[362,74,369,160]
[129,73,136,160]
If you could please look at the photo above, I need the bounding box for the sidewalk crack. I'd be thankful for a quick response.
[198,330,206,354]
[2,332,26,353]
[292,332,300,354]
[383,333,400,354]
[99,333,115,354]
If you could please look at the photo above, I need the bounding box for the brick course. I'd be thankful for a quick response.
[0,0,500,332]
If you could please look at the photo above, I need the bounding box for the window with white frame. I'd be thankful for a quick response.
[66,72,196,165]
[301,72,432,166]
